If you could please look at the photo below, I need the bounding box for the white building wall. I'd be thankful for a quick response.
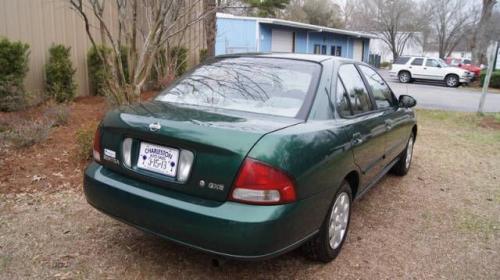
[369,32,424,63]
[424,51,472,60]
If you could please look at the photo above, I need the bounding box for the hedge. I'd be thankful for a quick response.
[45,44,76,102]
[480,70,500,89]
[87,45,129,96]
[0,37,30,111]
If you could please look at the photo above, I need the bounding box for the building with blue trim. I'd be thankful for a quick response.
[215,13,374,63]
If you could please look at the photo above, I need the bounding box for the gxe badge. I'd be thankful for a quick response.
[149,122,161,132]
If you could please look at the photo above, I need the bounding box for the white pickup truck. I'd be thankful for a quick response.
[390,56,473,87]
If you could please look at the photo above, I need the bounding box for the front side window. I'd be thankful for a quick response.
[425,59,440,67]
[157,58,320,118]
[337,64,373,115]
[358,65,394,109]
[411,58,424,66]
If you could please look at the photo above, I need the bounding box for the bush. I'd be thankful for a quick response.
[76,122,98,160]
[480,71,500,89]
[45,44,77,102]
[170,46,188,77]
[380,61,392,69]
[87,45,111,96]
[199,48,208,63]
[44,103,70,127]
[1,119,53,148]
[0,37,30,111]
[87,45,129,96]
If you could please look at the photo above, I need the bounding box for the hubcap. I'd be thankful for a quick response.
[400,73,409,83]
[405,137,414,169]
[328,192,350,250]
[447,76,458,87]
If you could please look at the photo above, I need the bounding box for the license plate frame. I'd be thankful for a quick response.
[137,142,180,178]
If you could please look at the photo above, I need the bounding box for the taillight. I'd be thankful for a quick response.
[92,127,101,162]
[230,158,296,205]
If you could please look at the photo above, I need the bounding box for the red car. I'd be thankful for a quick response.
[446,57,481,78]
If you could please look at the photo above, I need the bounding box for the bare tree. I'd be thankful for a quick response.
[471,0,498,64]
[427,0,478,59]
[349,0,425,61]
[69,0,222,105]
[278,0,344,28]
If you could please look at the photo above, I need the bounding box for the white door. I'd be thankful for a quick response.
[423,58,445,80]
[353,40,363,61]
[271,29,294,53]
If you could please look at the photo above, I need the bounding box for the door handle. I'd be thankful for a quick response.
[385,119,394,130]
[352,132,363,146]
[423,67,427,70]
[408,66,412,69]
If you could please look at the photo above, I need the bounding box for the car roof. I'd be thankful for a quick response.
[215,52,359,63]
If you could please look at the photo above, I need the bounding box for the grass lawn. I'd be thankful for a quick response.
[1,103,499,279]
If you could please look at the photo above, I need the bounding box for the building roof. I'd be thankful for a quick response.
[217,13,376,39]
[216,52,358,63]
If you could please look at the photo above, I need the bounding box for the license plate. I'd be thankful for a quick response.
[137,142,179,177]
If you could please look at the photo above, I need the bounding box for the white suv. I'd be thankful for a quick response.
[390,56,472,87]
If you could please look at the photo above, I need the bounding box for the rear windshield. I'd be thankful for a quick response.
[393,57,411,64]
[156,57,320,117]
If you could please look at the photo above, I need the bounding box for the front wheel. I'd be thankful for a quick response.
[302,181,352,262]
[391,133,415,176]
[445,74,459,87]
[398,71,411,83]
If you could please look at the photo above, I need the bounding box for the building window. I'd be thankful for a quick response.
[321,45,327,54]
[330,46,342,56]
[314,44,321,54]
[336,46,342,56]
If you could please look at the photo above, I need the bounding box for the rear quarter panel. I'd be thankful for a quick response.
[247,121,357,229]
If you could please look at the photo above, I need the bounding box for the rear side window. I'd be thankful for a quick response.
[393,57,410,64]
[336,80,352,116]
[358,65,394,109]
[411,58,424,66]
[337,64,373,115]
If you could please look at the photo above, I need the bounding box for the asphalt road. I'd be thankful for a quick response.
[379,70,500,112]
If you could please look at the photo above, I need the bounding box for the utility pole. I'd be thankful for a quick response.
[478,41,499,114]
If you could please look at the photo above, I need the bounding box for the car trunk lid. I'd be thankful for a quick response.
[99,101,300,202]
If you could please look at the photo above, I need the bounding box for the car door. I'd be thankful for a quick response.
[336,64,386,191]
[408,57,425,79]
[423,58,445,80]
[357,65,412,165]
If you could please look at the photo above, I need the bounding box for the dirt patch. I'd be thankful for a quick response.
[0,96,107,194]
[479,116,500,130]
[1,107,499,279]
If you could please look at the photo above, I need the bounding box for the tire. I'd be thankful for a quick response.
[398,71,411,83]
[391,133,415,176]
[445,74,459,87]
[302,181,352,263]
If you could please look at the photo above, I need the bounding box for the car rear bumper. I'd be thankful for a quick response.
[83,162,321,260]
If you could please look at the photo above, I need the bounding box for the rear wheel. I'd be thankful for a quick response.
[398,71,411,83]
[302,181,352,262]
[445,74,459,87]
[391,133,415,176]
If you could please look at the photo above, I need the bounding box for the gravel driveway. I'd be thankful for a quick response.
[1,110,499,279]
[379,70,500,112]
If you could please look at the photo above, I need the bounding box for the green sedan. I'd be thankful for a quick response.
[84,53,417,262]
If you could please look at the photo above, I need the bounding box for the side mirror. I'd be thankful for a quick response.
[437,64,442,68]
[458,63,462,67]
[398,95,417,108]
